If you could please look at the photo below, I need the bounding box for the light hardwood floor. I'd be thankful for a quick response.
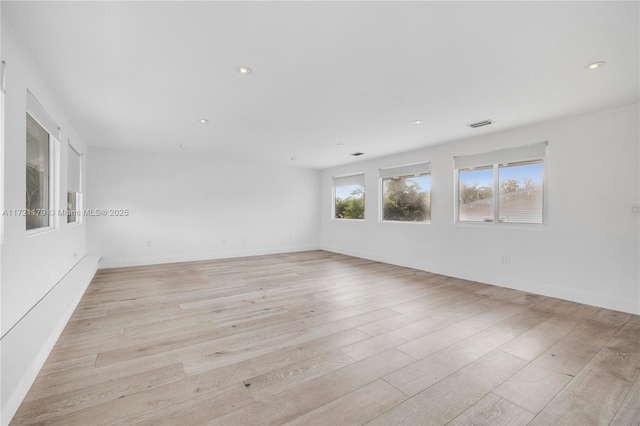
[11,251,640,425]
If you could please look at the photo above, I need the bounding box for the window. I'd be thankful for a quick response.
[26,113,51,230]
[458,166,494,222]
[333,174,365,219]
[1,61,5,244]
[455,142,547,224]
[380,162,431,223]
[498,160,543,223]
[67,144,81,224]
[26,90,59,232]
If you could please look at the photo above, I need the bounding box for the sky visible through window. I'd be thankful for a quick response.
[402,175,431,192]
[336,176,431,200]
[500,163,543,186]
[460,163,542,187]
[335,185,363,199]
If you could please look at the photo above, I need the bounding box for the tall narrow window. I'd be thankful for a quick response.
[26,90,59,232]
[1,61,5,243]
[67,144,81,224]
[380,162,431,223]
[333,174,365,220]
[26,113,51,230]
[455,142,547,224]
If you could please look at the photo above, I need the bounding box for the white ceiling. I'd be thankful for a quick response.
[2,1,638,169]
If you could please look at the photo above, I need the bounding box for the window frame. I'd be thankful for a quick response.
[26,90,60,235]
[332,173,365,221]
[379,162,431,224]
[454,143,547,227]
[1,61,5,244]
[67,142,82,225]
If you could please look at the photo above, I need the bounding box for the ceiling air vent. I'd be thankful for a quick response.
[468,119,494,128]
[351,152,364,156]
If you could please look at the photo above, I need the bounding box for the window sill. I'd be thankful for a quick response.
[455,221,545,231]
[380,220,431,225]
[26,226,56,237]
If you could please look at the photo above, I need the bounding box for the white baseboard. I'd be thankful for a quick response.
[1,255,100,426]
[97,245,321,269]
[320,244,639,315]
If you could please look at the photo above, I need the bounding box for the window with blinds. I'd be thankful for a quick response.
[333,173,365,220]
[26,90,59,231]
[454,142,546,224]
[379,162,431,223]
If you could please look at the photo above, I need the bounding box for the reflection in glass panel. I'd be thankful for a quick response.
[498,160,543,223]
[67,191,78,223]
[382,175,431,222]
[459,166,494,222]
[26,113,50,230]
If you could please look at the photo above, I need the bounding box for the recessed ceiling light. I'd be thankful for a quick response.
[585,61,606,70]
[199,119,209,124]
[412,120,424,125]
[180,144,188,149]
[237,66,252,75]
[337,143,345,147]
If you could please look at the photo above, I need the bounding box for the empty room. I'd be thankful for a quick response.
[1,1,639,425]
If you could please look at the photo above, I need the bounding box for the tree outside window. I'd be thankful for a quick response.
[382,175,430,222]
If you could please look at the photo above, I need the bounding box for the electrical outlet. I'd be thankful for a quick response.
[632,205,640,215]
[501,256,510,264]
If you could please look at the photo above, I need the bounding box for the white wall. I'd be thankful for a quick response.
[1,26,96,424]
[87,148,320,268]
[320,104,640,315]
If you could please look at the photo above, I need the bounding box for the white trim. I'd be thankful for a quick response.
[26,90,60,140]
[453,141,548,170]
[25,225,56,237]
[492,164,499,223]
[378,162,430,179]
[1,256,100,425]
[319,245,639,315]
[51,137,61,230]
[68,142,81,193]
[333,173,365,187]
[1,75,5,245]
[97,246,320,269]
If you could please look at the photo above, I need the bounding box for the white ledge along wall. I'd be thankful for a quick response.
[1,26,97,424]
[320,104,640,315]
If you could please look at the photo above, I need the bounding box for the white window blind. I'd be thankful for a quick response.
[333,173,365,187]
[68,145,81,193]
[379,162,430,179]
[454,142,547,170]
[27,90,60,140]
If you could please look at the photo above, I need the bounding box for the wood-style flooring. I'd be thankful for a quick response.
[11,251,640,425]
